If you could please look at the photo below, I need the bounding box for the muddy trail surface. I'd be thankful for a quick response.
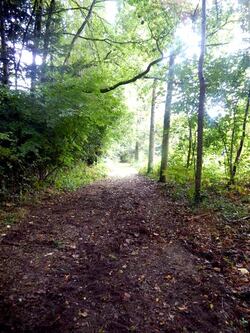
[0,175,249,333]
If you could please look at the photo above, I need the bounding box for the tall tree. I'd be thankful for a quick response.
[147,79,157,173]
[41,0,56,82]
[159,51,175,182]
[194,0,206,204]
[31,0,43,90]
[0,0,9,85]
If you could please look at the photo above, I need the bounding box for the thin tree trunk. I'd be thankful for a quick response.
[41,0,55,82]
[16,2,36,78]
[186,118,192,168]
[13,16,19,89]
[135,141,139,162]
[229,107,236,183]
[14,49,18,89]
[31,0,43,90]
[194,0,206,204]
[229,90,250,184]
[0,0,9,85]
[147,79,157,173]
[214,0,219,22]
[192,135,196,172]
[159,51,175,182]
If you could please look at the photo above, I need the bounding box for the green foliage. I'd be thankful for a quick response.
[55,162,107,191]
[0,82,127,201]
[200,192,248,220]
[142,156,249,219]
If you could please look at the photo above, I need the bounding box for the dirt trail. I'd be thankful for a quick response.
[0,175,248,332]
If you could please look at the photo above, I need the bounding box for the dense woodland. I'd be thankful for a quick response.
[0,0,249,204]
[0,1,250,332]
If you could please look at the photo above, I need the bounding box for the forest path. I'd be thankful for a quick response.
[0,175,245,332]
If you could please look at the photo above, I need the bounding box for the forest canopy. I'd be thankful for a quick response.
[0,0,249,203]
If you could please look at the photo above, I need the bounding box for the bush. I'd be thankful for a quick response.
[0,82,127,202]
[55,162,107,191]
[141,158,250,218]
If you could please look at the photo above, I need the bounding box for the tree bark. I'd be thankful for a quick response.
[0,0,9,85]
[194,0,206,204]
[147,79,157,173]
[159,51,175,182]
[229,90,250,184]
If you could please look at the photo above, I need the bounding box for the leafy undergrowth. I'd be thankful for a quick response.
[141,163,250,221]
[54,162,108,191]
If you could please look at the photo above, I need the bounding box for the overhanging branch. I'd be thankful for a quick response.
[99,56,164,93]
[63,32,150,46]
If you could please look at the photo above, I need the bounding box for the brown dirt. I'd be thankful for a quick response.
[0,175,249,332]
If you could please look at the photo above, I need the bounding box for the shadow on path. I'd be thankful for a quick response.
[0,175,244,332]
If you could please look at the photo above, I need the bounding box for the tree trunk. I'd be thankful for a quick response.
[31,0,43,90]
[0,0,9,85]
[159,51,175,182]
[192,135,196,173]
[41,0,55,82]
[229,106,236,183]
[16,3,36,80]
[135,141,139,162]
[147,79,157,173]
[13,40,18,89]
[214,0,220,22]
[229,90,250,185]
[186,118,192,168]
[194,0,206,204]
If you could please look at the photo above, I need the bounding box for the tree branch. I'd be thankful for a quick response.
[144,75,165,81]
[43,6,89,16]
[63,32,150,46]
[63,0,97,65]
[206,42,230,47]
[99,56,164,93]
[207,17,236,38]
